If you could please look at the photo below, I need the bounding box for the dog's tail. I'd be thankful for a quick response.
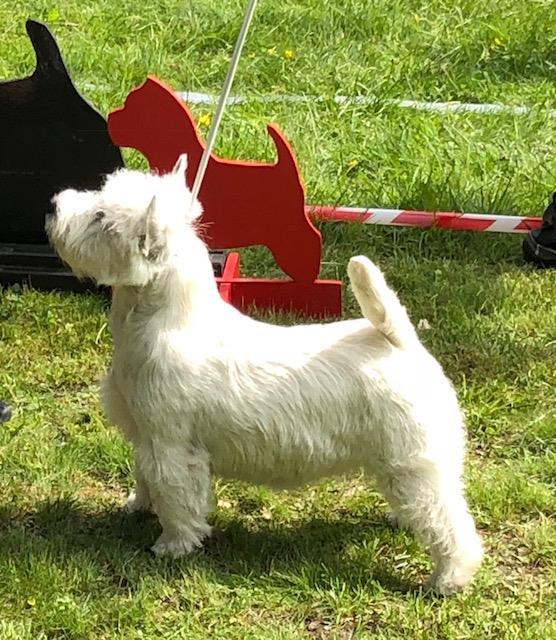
[347,256,418,349]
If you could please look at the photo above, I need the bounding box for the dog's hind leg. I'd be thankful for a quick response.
[137,440,212,557]
[374,461,483,595]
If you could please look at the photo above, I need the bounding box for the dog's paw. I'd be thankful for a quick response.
[151,538,195,558]
[425,561,482,596]
[151,524,212,558]
[124,491,151,514]
[425,573,466,596]
[151,532,209,558]
[426,537,484,595]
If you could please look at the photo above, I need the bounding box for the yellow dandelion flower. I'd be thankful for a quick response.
[283,49,295,60]
[348,159,358,168]
[490,36,503,50]
[198,113,212,127]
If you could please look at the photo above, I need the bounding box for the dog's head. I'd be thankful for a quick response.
[46,155,202,286]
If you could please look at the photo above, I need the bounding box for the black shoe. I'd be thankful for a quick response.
[523,193,556,268]
[0,402,12,424]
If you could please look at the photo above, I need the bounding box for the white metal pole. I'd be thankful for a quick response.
[190,0,259,206]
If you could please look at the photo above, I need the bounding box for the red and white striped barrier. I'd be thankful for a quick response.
[308,205,542,234]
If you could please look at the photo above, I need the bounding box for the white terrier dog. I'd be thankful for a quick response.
[46,157,483,594]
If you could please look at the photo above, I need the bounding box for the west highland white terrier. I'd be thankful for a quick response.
[46,156,483,594]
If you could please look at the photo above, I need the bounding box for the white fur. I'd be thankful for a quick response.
[46,156,483,594]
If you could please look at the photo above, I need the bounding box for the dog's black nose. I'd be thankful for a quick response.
[0,402,12,424]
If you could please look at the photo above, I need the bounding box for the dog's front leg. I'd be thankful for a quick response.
[137,440,212,557]
[101,375,152,513]
[124,450,152,514]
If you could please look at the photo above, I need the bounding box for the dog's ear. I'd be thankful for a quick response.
[172,154,188,178]
[138,196,165,260]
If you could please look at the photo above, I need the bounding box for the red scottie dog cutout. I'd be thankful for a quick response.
[108,77,322,283]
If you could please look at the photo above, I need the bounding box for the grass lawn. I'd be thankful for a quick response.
[1,0,556,638]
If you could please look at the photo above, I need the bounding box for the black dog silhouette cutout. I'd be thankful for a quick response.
[523,193,556,268]
[0,19,123,246]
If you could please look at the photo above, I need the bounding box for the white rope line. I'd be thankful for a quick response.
[179,90,556,118]
[189,0,258,205]
[81,82,555,119]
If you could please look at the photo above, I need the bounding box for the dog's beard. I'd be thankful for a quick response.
[48,220,110,283]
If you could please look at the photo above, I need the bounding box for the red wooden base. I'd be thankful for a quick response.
[216,252,342,318]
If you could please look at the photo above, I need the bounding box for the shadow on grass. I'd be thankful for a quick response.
[0,497,416,595]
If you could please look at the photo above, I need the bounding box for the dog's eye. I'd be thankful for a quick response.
[95,210,105,221]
